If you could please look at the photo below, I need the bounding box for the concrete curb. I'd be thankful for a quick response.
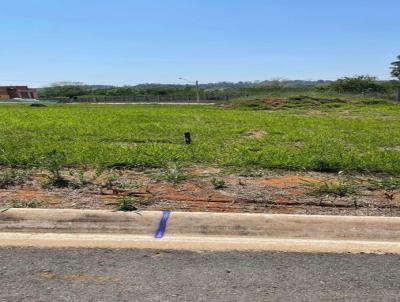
[1,209,400,253]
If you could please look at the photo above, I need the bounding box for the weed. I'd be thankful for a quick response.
[95,165,107,177]
[41,150,69,188]
[368,177,400,191]
[308,180,356,197]
[105,173,118,189]
[211,178,227,189]
[42,150,66,179]
[237,167,264,177]
[115,197,138,212]
[7,199,43,209]
[77,171,90,186]
[0,169,28,188]
[160,163,187,184]
[312,159,342,173]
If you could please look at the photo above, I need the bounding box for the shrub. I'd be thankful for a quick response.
[116,197,138,212]
[41,150,69,187]
[329,75,386,94]
[211,178,227,189]
[0,169,28,188]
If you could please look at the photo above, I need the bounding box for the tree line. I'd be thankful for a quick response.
[38,55,400,99]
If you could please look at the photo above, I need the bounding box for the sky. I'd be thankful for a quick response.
[1,0,399,87]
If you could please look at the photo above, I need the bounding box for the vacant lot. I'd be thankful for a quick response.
[1,99,400,215]
[0,101,399,173]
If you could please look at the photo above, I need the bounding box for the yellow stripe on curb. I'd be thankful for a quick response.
[0,232,399,254]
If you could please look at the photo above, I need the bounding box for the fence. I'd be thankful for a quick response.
[39,90,258,103]
[39,90,400,103]
[45,95,226,103]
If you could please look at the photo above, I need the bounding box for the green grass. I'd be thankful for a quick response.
[0,100,400,174]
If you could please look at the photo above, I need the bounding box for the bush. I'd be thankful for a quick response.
[211,178,227,189]
[41,150,69,187]
[39,83,90,98]
[116,197,138,212]
[0,169,28,188]
[329,75,386,94]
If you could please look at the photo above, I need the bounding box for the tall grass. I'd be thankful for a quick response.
[0,102,399,174]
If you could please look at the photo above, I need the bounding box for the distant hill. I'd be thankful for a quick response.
[132,80,332,90]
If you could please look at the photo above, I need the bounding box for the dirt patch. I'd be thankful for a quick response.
[379,146,400,152]
[100,181,232,203]
[0,189,60,204]
[253,176,322,188]
[189,166,221,175]
[243,130,267,140]
[1,168,400,216]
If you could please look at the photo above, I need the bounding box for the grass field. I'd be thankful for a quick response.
[0,99,400,174]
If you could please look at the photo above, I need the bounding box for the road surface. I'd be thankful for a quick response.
[1,247,399,301]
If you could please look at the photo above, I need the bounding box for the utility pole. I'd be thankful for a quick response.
[195,80,200,103]
[396,89,400,102]
[179,77,200,102]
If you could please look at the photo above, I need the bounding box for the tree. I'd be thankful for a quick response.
[329,75,385,93]
[39,82,90,98]
[391,55,400,80]
[392,55,400,102]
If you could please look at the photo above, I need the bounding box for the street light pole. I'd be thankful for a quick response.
[179,77,200,103]
[195,80,200,103]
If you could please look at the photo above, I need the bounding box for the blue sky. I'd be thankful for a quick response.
[1,0,399,87]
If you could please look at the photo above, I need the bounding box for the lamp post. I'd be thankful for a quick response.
[178,77,200,103]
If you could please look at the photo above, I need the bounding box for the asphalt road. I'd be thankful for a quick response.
[1,248,400,302]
